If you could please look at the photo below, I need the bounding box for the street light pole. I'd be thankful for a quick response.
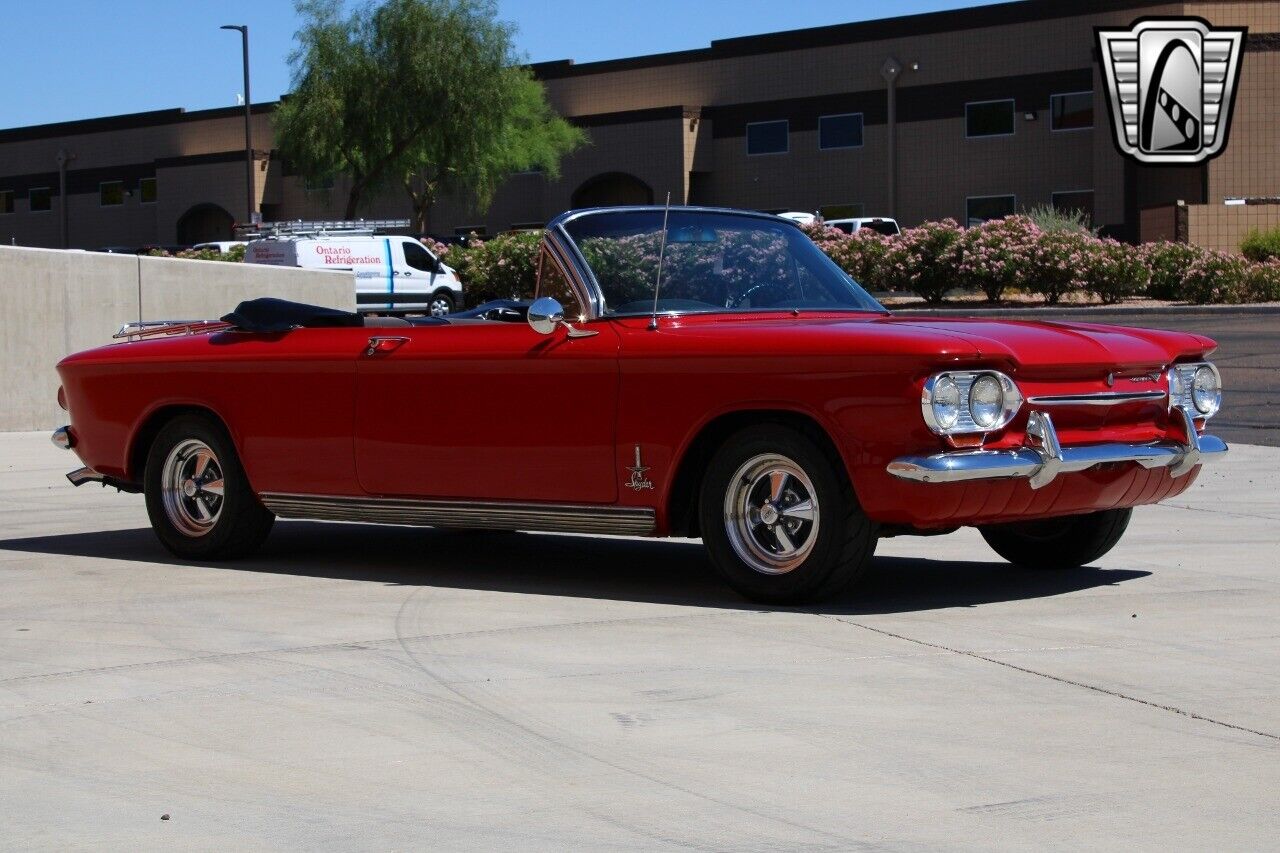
[221,25,255,225]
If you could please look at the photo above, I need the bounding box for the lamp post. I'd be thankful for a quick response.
[221,25,256,225]
[879,57,902,221]
[56,148,75,248]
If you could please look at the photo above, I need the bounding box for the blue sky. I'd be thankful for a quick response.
[0,0,1005,129]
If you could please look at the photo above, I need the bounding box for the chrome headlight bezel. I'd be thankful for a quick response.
[1168,362,1222,418]
[921,370,1023,436]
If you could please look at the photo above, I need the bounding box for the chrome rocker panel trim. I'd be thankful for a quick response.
[260,493,657,536]
[886,407,1227,490]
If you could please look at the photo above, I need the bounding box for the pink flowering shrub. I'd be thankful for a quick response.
[957,215,1040,302]
[1181,249,1253,304]
[439,217,1278,309]
[1246,260,1280,302]
[1085,237,1152,304]
[1026,230,1090,304]
[443,230,541,306]
[879,219,964,304]
[1137,241,1209,300]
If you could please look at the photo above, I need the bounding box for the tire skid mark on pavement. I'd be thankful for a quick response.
[390,587,873,851]
[823,616,1280,744]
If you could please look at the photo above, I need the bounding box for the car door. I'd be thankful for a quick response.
[353,248,621,504]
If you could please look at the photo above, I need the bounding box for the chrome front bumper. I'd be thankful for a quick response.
[887,407,1228,489]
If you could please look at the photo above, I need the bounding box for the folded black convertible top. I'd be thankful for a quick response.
[221,298,364,332]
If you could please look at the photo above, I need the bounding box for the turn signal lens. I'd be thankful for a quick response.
[931,376,961,430]
[57,386,68,412]
[969,374,1004,429]
[1192,365,1221,416]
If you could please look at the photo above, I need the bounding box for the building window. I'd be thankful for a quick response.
[819,113,863,150]
[746,120,789,155]
[965,99,1015,138]
[139,177,157,204]
[1050,92,1094,131]
[510,222,545,231]
[966,195,1016,227]
[0,190,13,215]
[1052,190,1095,224]
[29,187,52,213]
[100,181,124,207]
[304,174,335,192]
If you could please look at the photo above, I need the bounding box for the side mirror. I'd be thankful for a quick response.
[527,297,564,335]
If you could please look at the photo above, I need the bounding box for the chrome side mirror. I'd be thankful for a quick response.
[527,297,564,335]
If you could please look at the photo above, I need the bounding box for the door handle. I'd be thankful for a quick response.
[365,336,409,356]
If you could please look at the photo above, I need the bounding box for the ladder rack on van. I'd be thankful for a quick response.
[236,219,413,239]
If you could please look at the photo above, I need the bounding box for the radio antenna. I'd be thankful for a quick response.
[648,192,672,331]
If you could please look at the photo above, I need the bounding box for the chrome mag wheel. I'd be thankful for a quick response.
[160,439,225,537]
[429,296,452,317]
[723,453,820,575]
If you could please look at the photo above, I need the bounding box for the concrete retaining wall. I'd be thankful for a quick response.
[1,246,353,432]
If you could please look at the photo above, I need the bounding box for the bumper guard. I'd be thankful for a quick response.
[886,407,1227,489]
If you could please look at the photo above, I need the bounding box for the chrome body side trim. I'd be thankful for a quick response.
[886,406,1227,488]
[260,493,657,536]
[1026,390,1167,406]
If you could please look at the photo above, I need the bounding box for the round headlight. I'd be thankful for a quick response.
[1192,365,1221,415]
[931,376,961,430]
[969,374,1004,429]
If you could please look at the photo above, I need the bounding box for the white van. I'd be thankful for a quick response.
[245,231,464,316]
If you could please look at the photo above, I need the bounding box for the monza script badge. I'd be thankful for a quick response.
[1096,18,1246,165]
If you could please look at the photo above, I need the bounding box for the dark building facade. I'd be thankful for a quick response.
[1,0,1277,251]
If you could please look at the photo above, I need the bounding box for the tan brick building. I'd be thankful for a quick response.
[1,0,1276,250]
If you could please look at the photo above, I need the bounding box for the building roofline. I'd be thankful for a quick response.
[0,101,280,145]
[529,0,1183,80]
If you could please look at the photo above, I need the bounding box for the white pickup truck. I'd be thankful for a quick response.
[245,232,464,316]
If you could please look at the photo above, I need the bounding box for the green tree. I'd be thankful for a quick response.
[276,0,584,229]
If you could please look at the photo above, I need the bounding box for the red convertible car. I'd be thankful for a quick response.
[53,207,1227,603]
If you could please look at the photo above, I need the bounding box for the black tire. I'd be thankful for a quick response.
[429,290,456,317]
[143,414,274,560]
[698,424,877,604]
[979,508,1133,569]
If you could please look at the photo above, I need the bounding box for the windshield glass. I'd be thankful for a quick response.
[561,210,885,316]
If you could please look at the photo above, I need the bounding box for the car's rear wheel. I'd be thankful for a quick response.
[698,425,876,604]
[979,508,1132,569]
[144,414,274,560]
[429,290,455,317]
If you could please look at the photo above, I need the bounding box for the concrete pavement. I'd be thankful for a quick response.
[0,431,1277,850]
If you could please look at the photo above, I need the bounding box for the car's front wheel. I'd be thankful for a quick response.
[979,508,1132,569]
[698,425,877,604]
[144,414,274,560]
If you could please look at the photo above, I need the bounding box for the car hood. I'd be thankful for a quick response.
[641,312,1216,377]
[874,315,1215,376]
